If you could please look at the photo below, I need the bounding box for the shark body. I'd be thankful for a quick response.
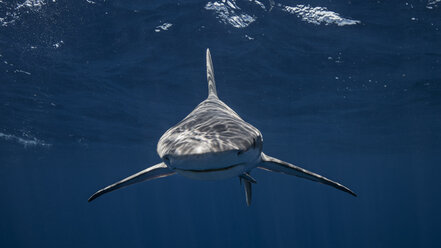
[88,49,356,205]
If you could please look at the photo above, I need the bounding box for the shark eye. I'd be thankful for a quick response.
[237,150,243,156]
[163,155,170,161]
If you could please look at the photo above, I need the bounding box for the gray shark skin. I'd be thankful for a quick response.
[88,49,356,205]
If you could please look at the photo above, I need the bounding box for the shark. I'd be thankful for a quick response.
[88,49,356,206]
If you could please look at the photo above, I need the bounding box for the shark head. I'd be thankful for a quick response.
[157,97,263,179]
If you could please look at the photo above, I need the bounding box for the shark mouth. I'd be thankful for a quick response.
[176,163,245,173]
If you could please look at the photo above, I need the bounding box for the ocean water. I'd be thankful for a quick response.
[1,0,440,247]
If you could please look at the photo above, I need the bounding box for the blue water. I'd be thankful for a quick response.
[1,0,440,247]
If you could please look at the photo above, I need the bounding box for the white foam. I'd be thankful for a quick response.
[248,0,266,10]
[16,0,46,10]
[155,23,173,32]
[427,0,441,8]
[0,8,19,27]
[282,4,360,26]
[53,40,64,48]
[1,0,46,27]
[245,34,254,40]
[0,132,51,148]
[428,0,441,5]
[14,69,31,75]
[205,0,255,28]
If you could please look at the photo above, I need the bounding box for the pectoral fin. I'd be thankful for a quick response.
[258,153,356,197]
[88,162,175,202]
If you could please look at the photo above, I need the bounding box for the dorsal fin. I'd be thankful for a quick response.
[206,48,218,97]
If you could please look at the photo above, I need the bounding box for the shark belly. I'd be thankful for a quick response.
[175,163,249,180]
[164,149,261,180]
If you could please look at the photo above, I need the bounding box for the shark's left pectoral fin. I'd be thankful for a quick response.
[258,153,357,197]
[88,162,175,202]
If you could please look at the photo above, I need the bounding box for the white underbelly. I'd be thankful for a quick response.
[165,149,261,180]
[175,163,250,180]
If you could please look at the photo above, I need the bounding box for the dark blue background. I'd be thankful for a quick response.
[1,0,440,247]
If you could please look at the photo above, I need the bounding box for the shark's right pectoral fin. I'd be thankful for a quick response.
[258,153,357,197]
[88,162,175,202]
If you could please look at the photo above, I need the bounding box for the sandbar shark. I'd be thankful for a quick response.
[88,49,356,205]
